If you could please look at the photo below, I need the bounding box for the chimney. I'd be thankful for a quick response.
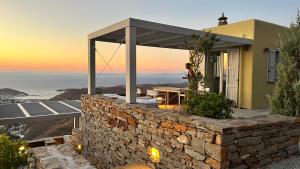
[218,12,228,26]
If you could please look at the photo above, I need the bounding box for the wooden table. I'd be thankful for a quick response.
[153,87,186,105]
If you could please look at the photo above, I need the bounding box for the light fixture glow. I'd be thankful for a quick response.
[19,146,25,151]
[19,145,26,153]
[76,144,83,154]
[77,144,82,150]
[149,147,160,163]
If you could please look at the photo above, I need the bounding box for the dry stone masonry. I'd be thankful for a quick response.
[80,95,300,169]
[28,143,96,169]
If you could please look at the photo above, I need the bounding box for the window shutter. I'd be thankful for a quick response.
[267,51,276,83]
[275,51,280,81]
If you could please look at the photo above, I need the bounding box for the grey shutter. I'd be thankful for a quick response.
[274,51,280,81]
[267,51,276,83]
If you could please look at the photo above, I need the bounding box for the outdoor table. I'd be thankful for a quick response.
[153,87,186,105]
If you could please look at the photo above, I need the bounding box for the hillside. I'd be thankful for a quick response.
[50,83,187,101]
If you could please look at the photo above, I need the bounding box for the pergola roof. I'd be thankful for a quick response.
[88,18,252,50]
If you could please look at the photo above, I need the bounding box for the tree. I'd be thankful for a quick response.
[186,33,219,91]
[184,33,233,119]
[270,11,300,116]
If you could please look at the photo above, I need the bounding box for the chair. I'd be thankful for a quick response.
[146,90,158,99]
[147,90,166,105]
[137,88,142,97]
[205,88,210,92]
[198,84,210,93]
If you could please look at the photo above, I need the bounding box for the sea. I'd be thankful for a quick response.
[0,72,186,99]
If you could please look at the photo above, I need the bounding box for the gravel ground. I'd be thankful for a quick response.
[263,155,300,169]
[261,145,300,169]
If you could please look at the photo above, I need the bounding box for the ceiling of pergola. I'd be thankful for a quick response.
[89,18,252,50]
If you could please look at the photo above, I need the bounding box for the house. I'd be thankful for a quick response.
[87,16,286,110]
[204,15,287,109]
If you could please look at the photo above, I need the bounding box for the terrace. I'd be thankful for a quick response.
[1,18,299,169]
[78,18,300,169]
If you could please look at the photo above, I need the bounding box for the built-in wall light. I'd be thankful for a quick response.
[19,145,26,154]
[76,144,82,154]
[149,147,160,163]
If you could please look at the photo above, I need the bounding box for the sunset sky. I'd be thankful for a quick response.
[0,0,299,73]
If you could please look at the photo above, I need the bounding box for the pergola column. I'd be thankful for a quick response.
[88,39,96,95]
[219,52,224,93]
[125,26,137,103]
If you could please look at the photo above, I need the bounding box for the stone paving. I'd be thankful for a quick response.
[233,108,270,118]
[261,145,300,169]
[28,144,96,169]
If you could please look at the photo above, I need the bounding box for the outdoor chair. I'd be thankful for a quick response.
[146,89,166,104]
[137,88,142,97]
[146,90,159,99]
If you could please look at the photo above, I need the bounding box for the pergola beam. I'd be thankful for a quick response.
[137,30,158,38]
[117,30,158,43]
[160,41,185,48]
[140,35,183,45]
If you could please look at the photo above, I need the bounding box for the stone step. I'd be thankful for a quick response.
[28,144,96,169]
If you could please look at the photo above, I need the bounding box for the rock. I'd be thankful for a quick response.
[205,157,228,169]
[192,159,211,169]
[174,124,188,132]
[236,136,262,147]
[185,146,206,161]
[205,142,227,161]
[191,136,205,154]
[161,121,173,129]
[240,154,250,160]
[29,144,96,169]
[197,131,215,143]
[170,138,183,149]
[215,134,235,145]
[177,135,190,144]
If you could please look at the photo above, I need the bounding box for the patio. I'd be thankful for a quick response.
[87,18,252,104]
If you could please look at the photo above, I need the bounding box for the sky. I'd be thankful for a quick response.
[0,0,299,73]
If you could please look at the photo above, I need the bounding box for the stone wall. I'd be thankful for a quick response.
[28,144,96,169]
[80,95,300,169]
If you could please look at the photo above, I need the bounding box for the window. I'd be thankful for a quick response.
[267,49,280,83]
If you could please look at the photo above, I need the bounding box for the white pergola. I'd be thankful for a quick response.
[88,18,252,103]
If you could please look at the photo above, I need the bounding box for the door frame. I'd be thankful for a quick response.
[224,48,240,107]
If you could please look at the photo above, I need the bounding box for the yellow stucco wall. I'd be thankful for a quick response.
[251,20,286,109]
[207,20,255,109]
[207,19,286,109]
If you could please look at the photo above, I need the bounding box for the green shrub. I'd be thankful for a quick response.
[185,92,233,119]
[293,80,300,116]
[184,33,230,119]
[0,134,29,169]
[270,11,300,116]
